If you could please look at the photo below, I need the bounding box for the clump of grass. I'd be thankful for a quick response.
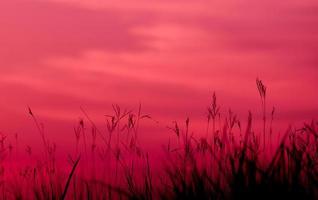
[0,79,316,199]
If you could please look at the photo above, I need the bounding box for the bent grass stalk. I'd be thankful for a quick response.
[61,156,80,200]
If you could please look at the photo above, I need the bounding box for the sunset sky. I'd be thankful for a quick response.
[0,0,317,149]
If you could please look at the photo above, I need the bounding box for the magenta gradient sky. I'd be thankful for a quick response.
[0,0,317,151]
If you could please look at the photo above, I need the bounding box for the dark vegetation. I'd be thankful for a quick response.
[0,79,317,199]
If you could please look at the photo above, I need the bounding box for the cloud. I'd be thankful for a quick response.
[0,0,153,72]
[0,0,317,133]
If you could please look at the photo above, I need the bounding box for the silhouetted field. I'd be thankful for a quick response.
[0,79,317,199]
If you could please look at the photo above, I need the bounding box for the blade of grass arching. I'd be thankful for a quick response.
[266,127,290,176]
[28,107,49,159]
[61,156,80,200]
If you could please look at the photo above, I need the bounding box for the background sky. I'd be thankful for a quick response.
[0,0,317,151]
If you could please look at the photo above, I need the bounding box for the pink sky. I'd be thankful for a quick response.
[0,0,317,150]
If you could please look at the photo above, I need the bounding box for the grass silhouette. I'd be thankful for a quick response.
[0,79,317,199]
